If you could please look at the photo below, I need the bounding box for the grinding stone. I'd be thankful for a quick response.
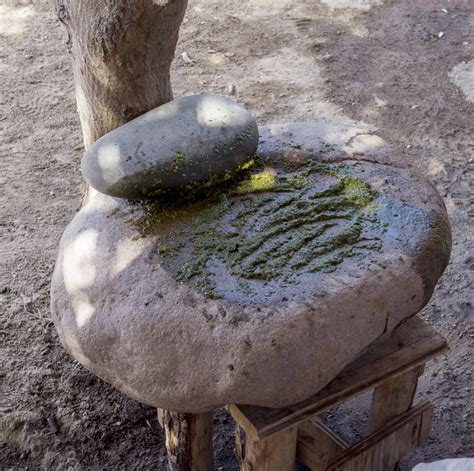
[51,122,451,412]
[81,94,259,199]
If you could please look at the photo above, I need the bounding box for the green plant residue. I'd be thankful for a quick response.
[234,169,276,194]
[138,160,384,300]
[171,150,185,171]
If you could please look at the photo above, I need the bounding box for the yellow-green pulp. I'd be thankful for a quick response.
[139,160,383,299]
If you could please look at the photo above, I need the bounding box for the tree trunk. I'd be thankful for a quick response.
[53,0,188,148]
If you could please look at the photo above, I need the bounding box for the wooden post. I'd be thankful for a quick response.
[53,0,188,149]
[366,367,422,470]
[297,419,348,470]
[236,426,297,471]
[54,0,188,203]
[159,410,214,471]
[327,401,433,471]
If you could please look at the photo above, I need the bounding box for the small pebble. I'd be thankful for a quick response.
[227,83,236,95]
[181,52,194,64]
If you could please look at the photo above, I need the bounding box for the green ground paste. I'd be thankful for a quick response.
[137,160,383,299]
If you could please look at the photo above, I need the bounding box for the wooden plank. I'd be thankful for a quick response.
[157,408,165,427]
[229,404,261,441]
[418,404,433,444]
[239,426,298,471]
[327,401,433,471]
[160,410,214,471]
[230,317,446,439]
[297,418,349,470]
[366,367,422,471]
[366,367,421,435]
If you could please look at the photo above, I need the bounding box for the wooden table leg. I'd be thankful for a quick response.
[236,425,297,471]
[366,367,423,470]
[158,409,214,471]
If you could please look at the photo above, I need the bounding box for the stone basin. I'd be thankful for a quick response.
[51,122,451,413]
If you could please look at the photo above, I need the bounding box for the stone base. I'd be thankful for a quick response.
[51,122,451,412]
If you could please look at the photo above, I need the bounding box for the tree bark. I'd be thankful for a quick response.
[160,410,214,471]
[53,0,188,148]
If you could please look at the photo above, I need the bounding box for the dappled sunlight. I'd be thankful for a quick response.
[233,167,277,194]
[251,48,316,88]
[318,124,369,146]
[249,48,356,123]
[139,97,181,122]
[63,229,98,293]
[74,84,92,145]
[114,237,151,275]
[343,133,386,157]
[59,200,155,330]
[427,159,446,178]
[79,188,115,215]
[313,102,357,125]
[239,0,295,18]
[320,0,382,10]
[195,94,248,128]
[62,229,99,329]
[0,5,34,37]
[72,294,96,328]
[317,0,381,37]
[264,122,385,160]
[449,60,474,103]
[97,142,126,182]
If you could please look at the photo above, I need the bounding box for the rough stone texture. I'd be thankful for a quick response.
[51,122,451,413]
[449,60,474,103]
[81,94,259,199]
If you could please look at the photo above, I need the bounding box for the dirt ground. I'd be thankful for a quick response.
[1,0,473,469]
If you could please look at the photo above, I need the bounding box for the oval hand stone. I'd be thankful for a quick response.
[81,94,259,199]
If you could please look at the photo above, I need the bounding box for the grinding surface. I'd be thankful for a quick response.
[51,123,451,412]
[142,160,405,305]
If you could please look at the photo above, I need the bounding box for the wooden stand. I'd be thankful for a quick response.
[157,410,214,471]
[228,316,447,471]
[158,316,447,470]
